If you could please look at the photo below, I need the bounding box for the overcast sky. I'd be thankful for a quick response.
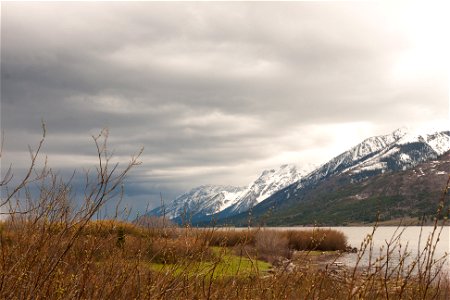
[1,2,449,215]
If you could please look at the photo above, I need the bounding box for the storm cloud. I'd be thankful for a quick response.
[1,2,448,214]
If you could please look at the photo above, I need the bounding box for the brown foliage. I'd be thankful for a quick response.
[202,228,256,247]
[147,236,212,264]
[286,228,348,251]
[254,229,291,262]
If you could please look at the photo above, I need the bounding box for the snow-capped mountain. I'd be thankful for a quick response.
[249,128,450,217]
[223,128,450,226]
[297,128,449,188]
[244,151,450,226]
[147,164,312,222]
[297,127,408,188]
[345,130,450,178]
[222,164,309,215]
[147,128,450,225]
[148,185,245,220]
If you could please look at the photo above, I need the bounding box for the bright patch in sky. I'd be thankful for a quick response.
[390,1,449,81]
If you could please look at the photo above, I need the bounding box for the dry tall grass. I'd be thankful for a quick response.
[0,127,448,299]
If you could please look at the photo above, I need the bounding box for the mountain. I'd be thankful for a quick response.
[228,150,450,226]
[296,128,449,189]
[298,127,405,185]
[148,185,245,221]
[220,164,310,215]
[344,129,449,180]
[147,164,312,222]
[223,128,450,226]
[148,128,450,226]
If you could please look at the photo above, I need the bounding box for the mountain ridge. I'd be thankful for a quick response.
[147,164,312,222]
[147,128,450,225]
[225,150,450,226]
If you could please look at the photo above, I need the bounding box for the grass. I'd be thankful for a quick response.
[150,247,271,278]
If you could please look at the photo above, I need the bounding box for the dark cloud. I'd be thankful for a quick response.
[1,2,448,211]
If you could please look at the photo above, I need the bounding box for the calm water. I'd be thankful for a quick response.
[271,226,450,274]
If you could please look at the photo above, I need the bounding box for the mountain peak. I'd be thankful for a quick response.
[148,162,309,221]
[260,169,276,177]
[392,126,409,139]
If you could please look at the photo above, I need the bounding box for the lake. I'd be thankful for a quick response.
[271,226,449,275]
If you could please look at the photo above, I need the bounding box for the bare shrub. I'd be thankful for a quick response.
[254,229,291,262]
[204,228,256,247]
[0,127,143,298]
[134,215,176,229]
[286,228,348,251]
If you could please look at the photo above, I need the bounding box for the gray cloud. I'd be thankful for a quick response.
[1,2,448,213]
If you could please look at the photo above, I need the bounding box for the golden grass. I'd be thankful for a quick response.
[5,217,446,299]
[285,228,348,251]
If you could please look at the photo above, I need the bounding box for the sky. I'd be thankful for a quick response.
[1,2,449,215]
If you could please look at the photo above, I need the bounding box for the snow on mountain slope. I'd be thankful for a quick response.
[290,128,450,194]
[298,128,408,188]
[148,185,245,219]
[349,127,408,160]
[397,131,450,155]
[344,130,450,177]
[223,164,309,214]
[147,164,313,220]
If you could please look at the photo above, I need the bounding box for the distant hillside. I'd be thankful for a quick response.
[147,128,449,226]
[223,151,450,226]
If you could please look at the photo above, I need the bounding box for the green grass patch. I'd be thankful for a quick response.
[149,247,271,278]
